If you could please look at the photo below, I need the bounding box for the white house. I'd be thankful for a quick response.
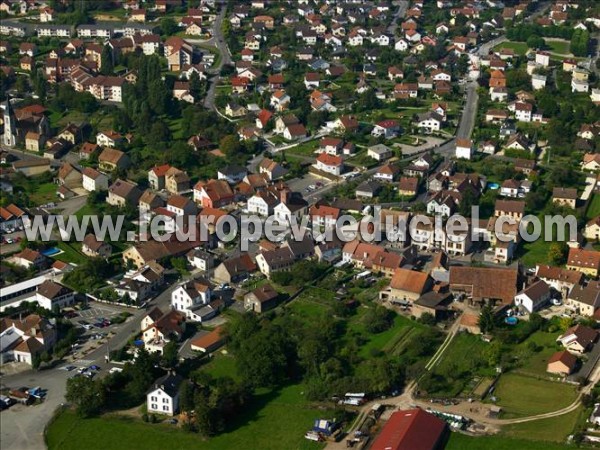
[394,39,409,51]
[170,278,212,322]
[82,167,109,192]
[514,102,532,122]
[367,144,392,161]
[455,138,472,160]
[514,280,551,313]
[186,248,214,271]
[247,190,279,216]
[314,153,343,176]
[535,51,550,67]
[531,74,547,90]
[147,372,183,416]
[371,120,399,139]
[35,280,75,310]
[417,112,443,132]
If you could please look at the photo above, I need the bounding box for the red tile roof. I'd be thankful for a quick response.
[370,409,447,450]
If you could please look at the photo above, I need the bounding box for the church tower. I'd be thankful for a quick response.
[2,96,17,147]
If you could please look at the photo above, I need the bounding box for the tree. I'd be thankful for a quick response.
[548,242,567,265]
[189,72,203,101]
[160,17,179,36]
[100,45,114,75]
[219,135,243,157]
[363,306,394,333]
[161,340,179,368]
[526,35,545,50]
[419,313,436,326]
[478,305,496,334]
[179,382,195,413]
[65,376,105,417]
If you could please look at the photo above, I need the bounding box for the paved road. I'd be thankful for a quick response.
[203,3,231,110]
[433,81,479,158]
[387,0,409,35]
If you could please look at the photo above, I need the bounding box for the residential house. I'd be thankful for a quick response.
[314,153,343,176]
[107,179,142,207]
[514,280,551,313]
[146,372,183,416]
[255,247,295,278]
[380,268,433,303]
[567,282,600,316]
[547,351,577,376]
[82,168,108,192]
[558,324,598,354]
[35,280,75,310]
[244,283,279,313]
[99,148,130,172]
[193,179,234,208]
[82,234,112,258]
[171,278,213,322]
[566,248,600,277]
[553,187,578,209]
[213,253,256,284]
[367,144,392,161]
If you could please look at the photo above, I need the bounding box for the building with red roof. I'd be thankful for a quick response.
[370,408,447,450]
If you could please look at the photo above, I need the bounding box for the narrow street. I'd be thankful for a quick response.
[202,2,231,110]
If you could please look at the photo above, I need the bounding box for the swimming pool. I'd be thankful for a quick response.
[41,247,61,257]
[505,316,518,325]
[487,183,500,190]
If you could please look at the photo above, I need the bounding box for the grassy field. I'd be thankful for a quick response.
[586,194,600,220]
[47,384,331,450]
[494,41,528,55]
[356,314,424,358]
[29,182,57,205]
[445,432,572,450]
[54,242,87,265]
[493,373,578,418]
[501,405,586,442]
[425,332,493,397]
[546,39,571,55]
[201,352,239,381]
[514,331,561,377]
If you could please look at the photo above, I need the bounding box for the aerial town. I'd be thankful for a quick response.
[0,0,600,449]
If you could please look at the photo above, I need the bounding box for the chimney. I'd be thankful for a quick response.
[30,328,36,337]
[280,188,289,204]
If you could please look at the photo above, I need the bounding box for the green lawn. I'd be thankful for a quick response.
[514,331,562,377]
[493,373,578,418]
[445,432,572,450]
[494,41,528,56]
[424,332,494,397]
[54,242,87,265]
[356,314,423,358]
[501,405,586,442]
[47,384,331,450]
[586,194,600,220]
[26,182,57,205]
[202,352,239,381]
[546,39,571,55]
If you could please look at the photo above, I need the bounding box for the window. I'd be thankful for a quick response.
[163,398,168,403]
[163,405,169,411]
[151,396,157,402]
[151,403,157,410]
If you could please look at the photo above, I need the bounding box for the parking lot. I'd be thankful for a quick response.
[75,305,121,323]
[287,173,331,195]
